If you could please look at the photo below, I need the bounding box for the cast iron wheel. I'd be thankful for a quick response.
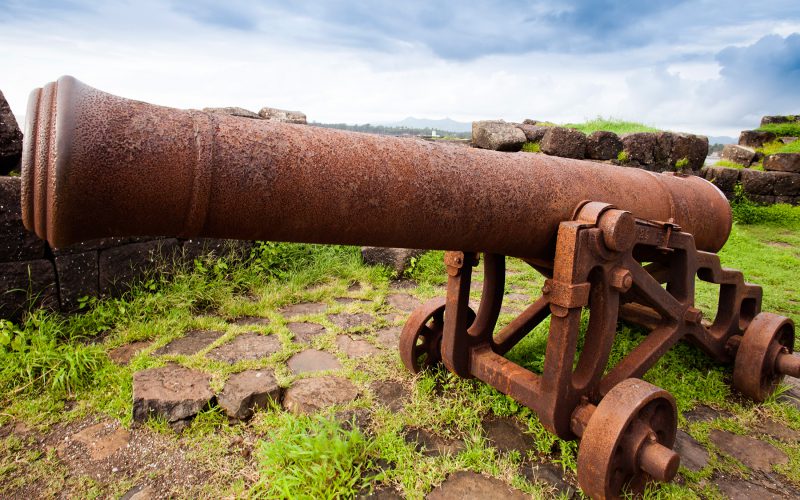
[399,298,475,374]
[733,312,795,402]
[577,378,679,500]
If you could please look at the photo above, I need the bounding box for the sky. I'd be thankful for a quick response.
[1,0,800,137]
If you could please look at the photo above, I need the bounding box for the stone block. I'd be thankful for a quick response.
[361,247,425,275]
[182,238,253,263]
[0,177,47,261]
[702,166,740,195]
[740,169,775,196]
[772,172,800,196]
[540,126,587,159]
[621,132,657,165]
[472,120,527,151]
[282,376,359,414]
[515,124,548,143]
[258,107,307,124]
[760,115,799,126]
[0,259,58,319]
[776,195,799,205]
[54,251,99,311]
[764,153,800,173]
[0,90,23,175]
[670,133,708,171]
[52,237,133,256]
[98,239,180,295]
[654,131,673,166]
[218,369,281,420]
[749,194,776,204]
[202,107,262,119]
[132,365,213,427]
[739,129,777,148]
[721,144,756,166]
[585,131,622,160]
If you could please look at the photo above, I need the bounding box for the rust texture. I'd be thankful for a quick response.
[21,77,797,499]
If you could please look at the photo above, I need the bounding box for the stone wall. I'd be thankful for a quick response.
[471,120,708,173]
[700,165,800,205]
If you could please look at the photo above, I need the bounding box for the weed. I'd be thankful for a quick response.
[521,142,541,153]
[675,157,689,171]
[617,150,630,163]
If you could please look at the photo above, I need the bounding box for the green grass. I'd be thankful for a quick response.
[564,117,659,135]
[521,141,541,153]
[757,122,800,138]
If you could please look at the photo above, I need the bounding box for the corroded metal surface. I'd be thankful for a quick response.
[19,77,797,499]
[22,76,731,254]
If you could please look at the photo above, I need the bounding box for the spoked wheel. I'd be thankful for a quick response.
[399,298,475,374]
[577,378,679,500]
[734,312,797,402]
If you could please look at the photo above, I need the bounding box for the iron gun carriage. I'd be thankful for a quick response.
[22,76,798,499]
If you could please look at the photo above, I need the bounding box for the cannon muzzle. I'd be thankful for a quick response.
[22,76,731,257]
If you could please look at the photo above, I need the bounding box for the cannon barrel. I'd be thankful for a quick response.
[22,76,731,257]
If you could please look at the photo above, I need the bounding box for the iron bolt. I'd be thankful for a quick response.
[610,268,633,292]
[684,307,702,325]
[542,283,552,294]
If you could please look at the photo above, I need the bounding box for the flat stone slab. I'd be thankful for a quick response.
[280,302,327,318]
[426,471,528,500]
[404,428,465,457]
[522,462,576,498]
[133,365,213,425]
[288,349,342,374]
[108,340,152,365]
[154,330,224,356]
[218,369,281,420]
[482,416,535,454]
[754,419,798,442]
[337,335,381,358]
[386,293,420,312]
[206,333,281,363]
[335,297,371,305]
[673,430,709,472]
[375,327,401,349]
[335,408,372,434]
[684,404,725,422]
[287,322,327,343]
[229,316,270,326]
[357,486,404,499]
[716,478,785,500]
[67,422,131,461]
[709,429,788,472]
[370,380,408,411]
[328,312,375,329]
[283,376,359,414]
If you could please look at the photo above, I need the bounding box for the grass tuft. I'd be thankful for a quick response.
[757,122,800,138]
[564,117,659,135]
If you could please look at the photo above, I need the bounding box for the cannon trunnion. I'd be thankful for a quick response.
[22,77,797,499]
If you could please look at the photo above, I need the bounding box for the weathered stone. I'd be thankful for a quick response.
[258,107,307,124]
[709,429,788,472]
[749,194,777,204]
[279,302,327,318]
[765,153,800,173]
[0,259,58,319]
[702,166,740,195]
[522,462,576,498]
[282,376,359,414]
[540,127,587,159]
[426,471,528,500]
[405,428,465,457]
[155,330,224,356]
[716,478,784,500]
[773,172,800,196]
[288,349,342,374]
[52,237,131,255]
[780,376,800,410]
[0,90,22,175]
[386,293,420,312]
[472,120,527,152]
[721,144,757,166]
[522,119,540,125]
[357,486,404,500]
[760,115,799,127]
[336,335,381,358]
[55,251,99,311]
[375,327,401,349]
[98,239,180,295]
[516,124,548,143]
[120,485,156,500]
[207,333,282,363]
[684,404,725,422]
[776,195,800,205]
[334,297,370,305]
[218,369,281,420]
[328,312,375,329]
[780,136,797,144]
[132,365,213,424]
[109,340,152,365]
[370,380,408,411]
[229,316,270,326]
[202,107,261,119]
[754,419,798,442]
[740,129,778,148]
[673,430,709,471]
[621,132,657,165]
[69,422,131,461]
[0,177,47,261]
[585,131,622,160]
[336,407,372,433]
[361,247,425,275]
[482,416,535,454]
[654,131,674,166]
[287,322,326,343]
[182,238,253,262]
[741,169,776,196]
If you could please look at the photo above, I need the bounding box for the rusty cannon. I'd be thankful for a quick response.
[21,76,799,498]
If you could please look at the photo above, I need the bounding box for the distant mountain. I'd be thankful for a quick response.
[379,117,472,133]
[708,135,736,145]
